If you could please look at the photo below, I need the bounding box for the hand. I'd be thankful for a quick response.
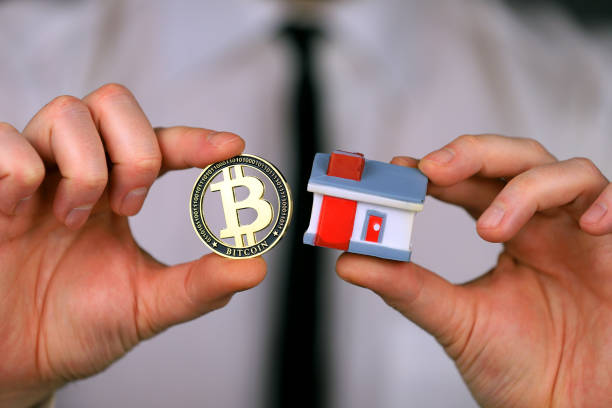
[336,135,612,407]
[0,84,266,408]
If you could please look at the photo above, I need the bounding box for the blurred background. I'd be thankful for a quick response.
[2,0,612,407]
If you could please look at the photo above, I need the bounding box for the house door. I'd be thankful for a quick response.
[314,195,357,251]
[364,213,384,243]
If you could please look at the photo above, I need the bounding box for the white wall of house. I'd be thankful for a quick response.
[305,193,323,237]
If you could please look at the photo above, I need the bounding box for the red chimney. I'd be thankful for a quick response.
[326,150,365,181]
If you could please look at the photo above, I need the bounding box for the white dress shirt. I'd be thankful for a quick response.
[1,0,611,407]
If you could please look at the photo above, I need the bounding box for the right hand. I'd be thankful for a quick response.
[0,84,266,408]
[337,135,612,407]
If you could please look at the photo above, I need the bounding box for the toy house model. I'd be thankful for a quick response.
[303,151,428,262]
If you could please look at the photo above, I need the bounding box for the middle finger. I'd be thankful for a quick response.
[22,95,108,229]
[83,83,162,216]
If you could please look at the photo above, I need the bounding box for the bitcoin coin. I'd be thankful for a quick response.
[190,154,292,259]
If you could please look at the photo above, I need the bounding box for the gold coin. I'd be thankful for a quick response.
[190,154,293,259]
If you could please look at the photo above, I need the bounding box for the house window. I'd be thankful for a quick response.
[361,210,386,243]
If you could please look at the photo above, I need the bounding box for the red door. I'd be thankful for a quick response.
[314,195,357,250]
[364,214,384,243]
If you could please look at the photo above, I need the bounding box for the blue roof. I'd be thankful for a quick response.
[308,153,428,203]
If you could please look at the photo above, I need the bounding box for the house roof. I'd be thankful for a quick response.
[307,153,428,211]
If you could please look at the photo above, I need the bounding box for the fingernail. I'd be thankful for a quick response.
[207,131,239,147]
[121,187,148,215]
[479,204,505,229]
[424,147,455,164]
[66,205,93,229]
[582,202,607,224]
[392,156,415,167]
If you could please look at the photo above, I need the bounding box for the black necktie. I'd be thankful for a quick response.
[268,23,327,408]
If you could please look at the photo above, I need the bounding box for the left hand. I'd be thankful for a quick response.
[0,84,266,408]
[336,134,612,407]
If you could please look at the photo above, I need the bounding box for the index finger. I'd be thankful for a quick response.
[418,134,557,186]
[155,126,245,175]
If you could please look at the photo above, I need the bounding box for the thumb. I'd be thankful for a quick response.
[336,253,475,355]
[135,254,266,339]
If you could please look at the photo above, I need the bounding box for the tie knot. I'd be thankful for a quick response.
[279,22,322,52]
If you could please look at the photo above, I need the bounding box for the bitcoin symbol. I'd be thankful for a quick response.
[209,165,273,247]
[190,154,292,259]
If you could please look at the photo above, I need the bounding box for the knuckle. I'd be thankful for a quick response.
[455,134,478,144]
[454,134,479,150]
[47,95,88,119]
[523,137,552,158]
[571,157,602,179]
[0,122,18,136]
[505,170,538,196]
[74,172,108,191]
[91,83,134,103]
[132,156,162,175]
[15,161,45,188]
[183,127,208,139]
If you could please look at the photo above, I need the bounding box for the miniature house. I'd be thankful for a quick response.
[303,151,428,262]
